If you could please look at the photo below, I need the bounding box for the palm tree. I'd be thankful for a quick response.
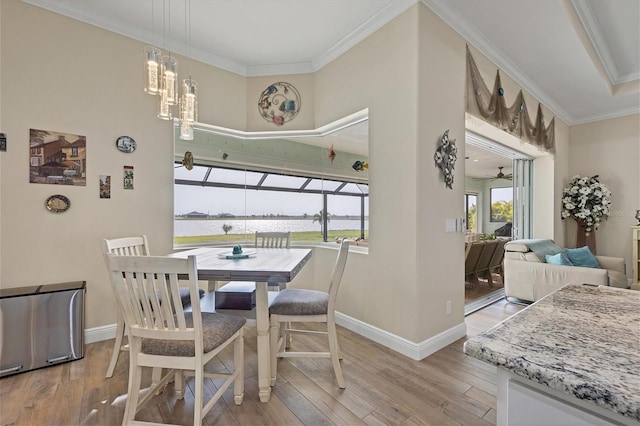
[222,224,233,235]
[312,209,330,235]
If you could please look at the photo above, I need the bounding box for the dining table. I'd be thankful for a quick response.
[168,246,312,402]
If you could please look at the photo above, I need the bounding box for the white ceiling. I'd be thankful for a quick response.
[23,0,639,126]
[22,0,639,178]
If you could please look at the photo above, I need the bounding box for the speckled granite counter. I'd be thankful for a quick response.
[464,284,640,422]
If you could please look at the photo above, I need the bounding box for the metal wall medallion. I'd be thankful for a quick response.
[116,136,136,153]
[45,194,70,213]
[433,130,457,189]
[258,82,301,126]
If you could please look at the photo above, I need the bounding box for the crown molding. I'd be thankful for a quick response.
[312,0,417,71]
[568,104,640,126]
[571,0,640,85]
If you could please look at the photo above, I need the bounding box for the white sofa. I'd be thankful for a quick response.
[504,239,627,302]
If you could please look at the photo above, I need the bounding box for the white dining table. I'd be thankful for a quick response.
[168,246,312,402]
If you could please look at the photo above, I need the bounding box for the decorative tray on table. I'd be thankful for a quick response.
[217,246,256,259]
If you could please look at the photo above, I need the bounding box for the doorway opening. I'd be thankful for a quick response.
[464,131,533,315]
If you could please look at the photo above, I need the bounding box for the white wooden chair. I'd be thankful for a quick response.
[102,236,151,378]
[269,239,350,388]
[254,231,291,249]
[104,254,245,426]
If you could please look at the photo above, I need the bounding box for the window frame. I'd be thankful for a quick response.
[174,162,369,243]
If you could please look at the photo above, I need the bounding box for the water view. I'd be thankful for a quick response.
[175,218,368,237]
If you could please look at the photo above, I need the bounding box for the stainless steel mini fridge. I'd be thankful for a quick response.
[0,281,85,378]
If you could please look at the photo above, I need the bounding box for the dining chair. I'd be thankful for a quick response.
[268,239,350,388]
[104,254,245,426]
[102,236,151,378]
[102,236,204,379]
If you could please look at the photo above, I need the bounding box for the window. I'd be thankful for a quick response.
[465,193,478,232]
[174,164,368,246]
[490,187,513,222]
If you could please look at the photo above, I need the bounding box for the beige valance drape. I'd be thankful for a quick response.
[466,45,555,154]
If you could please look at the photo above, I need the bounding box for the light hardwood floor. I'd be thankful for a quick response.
[0,299,525,426]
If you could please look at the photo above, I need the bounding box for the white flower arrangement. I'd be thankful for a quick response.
[561,175,611,235]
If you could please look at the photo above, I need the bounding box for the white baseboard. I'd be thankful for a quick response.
[335,312,467,361]
[87,315,468,361]
[85,323,117,344]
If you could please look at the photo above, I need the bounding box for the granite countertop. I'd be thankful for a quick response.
[464,284,640,421]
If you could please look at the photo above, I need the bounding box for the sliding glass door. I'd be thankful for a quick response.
[512,158,533,240]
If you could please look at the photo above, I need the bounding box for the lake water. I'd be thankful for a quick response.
[175,219,368,237]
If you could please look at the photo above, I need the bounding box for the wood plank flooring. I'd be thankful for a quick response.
[0,299,525,426]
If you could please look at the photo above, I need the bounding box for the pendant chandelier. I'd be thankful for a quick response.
[143,0,198,139]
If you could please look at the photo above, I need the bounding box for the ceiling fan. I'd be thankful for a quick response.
[490,166,513,181]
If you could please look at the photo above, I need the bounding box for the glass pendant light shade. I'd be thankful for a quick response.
[180,78,198,123]
[157,89,172,120]
[180,121,194,140]
[161,56,178,106]
[143,46,161,95]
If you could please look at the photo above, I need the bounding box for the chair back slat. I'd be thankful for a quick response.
[475,240,499,273]
[465,242,484,273]
[103,235,150,257]
[105,254,200,341]
[488,239,506,270]
[255,231,291,248]
[328,239,350,313]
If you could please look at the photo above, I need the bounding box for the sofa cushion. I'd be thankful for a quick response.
[505,239,564,262]
[545,252,573,266]
[565,246,600,268]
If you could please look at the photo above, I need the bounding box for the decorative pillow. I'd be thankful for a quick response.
[545,252,573,266]
[565,246,600,268]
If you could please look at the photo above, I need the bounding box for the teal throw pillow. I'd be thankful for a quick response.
[565,246,600,268]
[545,252,573,266]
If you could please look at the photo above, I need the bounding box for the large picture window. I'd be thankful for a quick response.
[490,187,513,222]
[174,164,368,246]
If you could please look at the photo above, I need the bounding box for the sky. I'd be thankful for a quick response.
[174,185,367,217]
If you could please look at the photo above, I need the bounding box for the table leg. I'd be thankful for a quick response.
[255,281,272,402]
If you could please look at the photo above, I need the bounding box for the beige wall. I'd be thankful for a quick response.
[0,0,245,329]
[568,114,640,277]
[315,6,424,340]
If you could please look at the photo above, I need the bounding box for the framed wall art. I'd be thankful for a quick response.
[100,175,111,199]
[123,166,134,189]
[29,129,86,186]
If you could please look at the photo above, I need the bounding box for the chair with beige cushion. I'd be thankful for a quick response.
[102,236,151,378]
[269,239,350,389]
[504,239,627,302]
[102,236,203,379]
[104,254,245,426]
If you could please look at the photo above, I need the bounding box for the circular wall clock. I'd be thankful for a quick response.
[45,194,70,213]
[116,135,136,153]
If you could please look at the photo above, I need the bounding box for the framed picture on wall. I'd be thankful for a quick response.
[123,165,134,189]
[29,129,86,186]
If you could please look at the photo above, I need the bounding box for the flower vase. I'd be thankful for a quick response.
[576,220,597,254]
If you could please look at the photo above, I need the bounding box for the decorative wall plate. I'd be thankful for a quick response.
[45,194,70,213]
[116,136,136,153]
[258,82,301,126]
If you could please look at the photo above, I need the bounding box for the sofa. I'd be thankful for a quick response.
[504,239,627,302]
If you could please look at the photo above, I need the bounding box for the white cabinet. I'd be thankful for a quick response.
[632,226,640,291]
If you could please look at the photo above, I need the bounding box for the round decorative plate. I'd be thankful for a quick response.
[258,82,301,126]
[116,135,136,153]
[45,194,70,213]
